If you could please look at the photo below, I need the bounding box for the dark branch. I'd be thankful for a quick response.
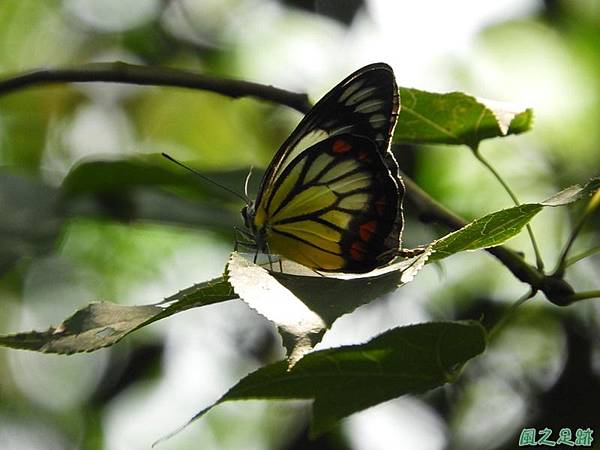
[0,62,312,114]
[0,61,581,305]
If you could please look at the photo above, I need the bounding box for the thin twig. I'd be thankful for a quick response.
[567,290,600,302]
[0,62,312,114]
[552,188,600,277]
[553,213,593,277]
[488,289,536,342]
[472,145,545,271]
[565,245,600,268]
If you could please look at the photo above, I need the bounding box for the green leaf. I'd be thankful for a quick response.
[183,321,486,437]
[62,158,186,195]
[429,178,600,261]
[60,156,242,230]
[0,243,430,358]
[227,250,432,365]
[0,303,162,353]
[61,155,256,202]
[395,88,533,147]
[430,204,543,261]
[0,277,236,353]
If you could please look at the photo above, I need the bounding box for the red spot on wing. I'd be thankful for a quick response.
[359,220,377,241]
[350,241,367,261]
[332,138,352,154]
[358,151,370,161]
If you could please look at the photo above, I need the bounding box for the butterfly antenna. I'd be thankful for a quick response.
[243,166,254,201]
[162,153,247,203]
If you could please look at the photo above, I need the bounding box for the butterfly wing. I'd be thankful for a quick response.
[249,63,404,272]
[256,63,401,207]
[255,135,400,273]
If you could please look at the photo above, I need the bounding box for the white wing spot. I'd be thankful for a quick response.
[369,114,387,128]
[274,128,329,180]
[345,86,378,105]
[330,124,356,135]
[292,129,329,156]
[354,99,384,114]
[339,80,365,103]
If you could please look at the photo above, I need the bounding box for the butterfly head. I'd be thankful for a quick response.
[241,201,269,254]
[241,202,255,232]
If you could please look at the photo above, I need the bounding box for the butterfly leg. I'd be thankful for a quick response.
[264,242,274,271]
[233,226,257,253]
[233,227,240,252]
[397,245,427,258]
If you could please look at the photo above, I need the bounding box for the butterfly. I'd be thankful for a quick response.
[240,62,404,273]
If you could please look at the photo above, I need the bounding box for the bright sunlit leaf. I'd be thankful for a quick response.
[227,250,431,365]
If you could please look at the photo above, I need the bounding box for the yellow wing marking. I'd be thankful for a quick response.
[273,221,341,254]
[267,157,306,219]
[267,230,345,270]
[318,159,361,184]
[303,153,332,185]
[271,186,336,222]
[320,209,352,230]
[338,192,370,210]
[271,128,328,186]
[324,171,371,194]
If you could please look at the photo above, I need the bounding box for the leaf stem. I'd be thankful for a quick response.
[566,290,600,302]
[488,289,536,342]
[471,145,545,271]
[565,245,600,268]
[552,189,600,277]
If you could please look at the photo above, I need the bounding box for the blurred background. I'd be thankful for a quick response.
[0,1,599,449]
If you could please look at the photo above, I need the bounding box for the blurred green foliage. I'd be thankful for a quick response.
[0,1,599,450]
